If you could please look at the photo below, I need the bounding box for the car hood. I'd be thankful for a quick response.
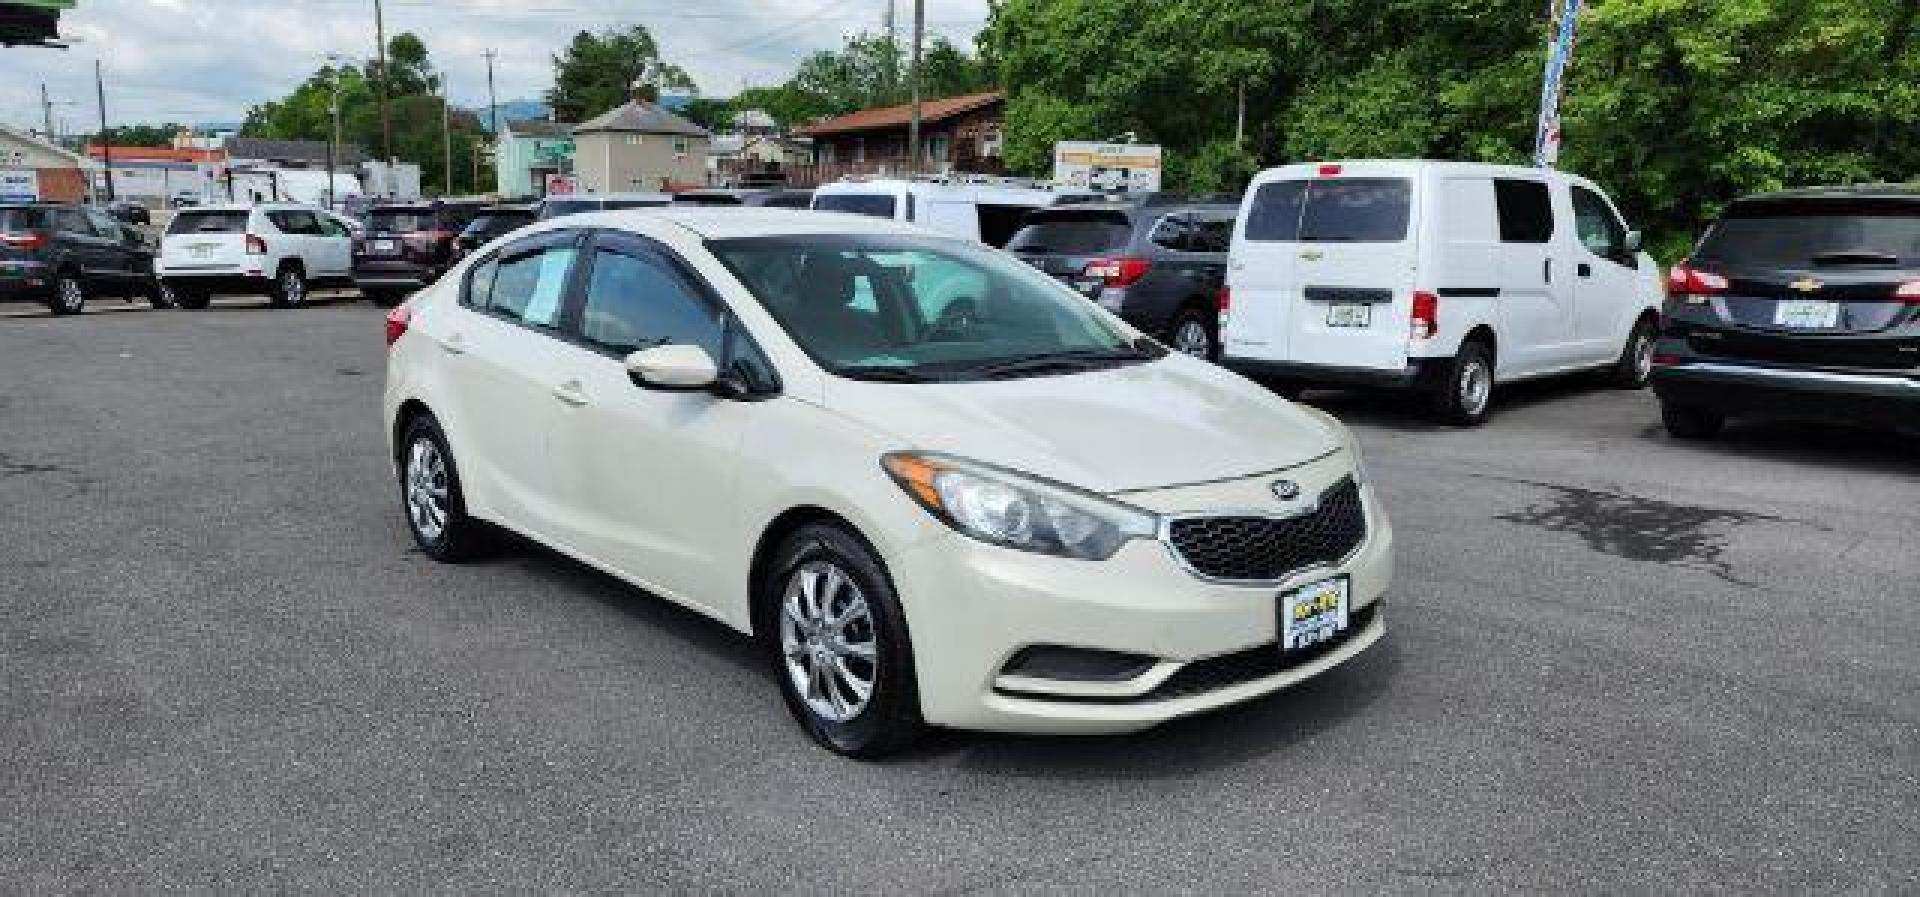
[822,356,1343,493]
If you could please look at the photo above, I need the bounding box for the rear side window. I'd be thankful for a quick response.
[168,211,249,235]
[541,200,599,218]
[1696,199,1920,268]
[486,243,577,328]
[1192,217,1234,252]
[603,199,668,211]
[759,193,812,209]
[267,210,323,235]
[1244,178,1411,243]
[1149,216,1196,251]
[814,193,897,219]
[1006,211,1132,254]
[0,208,48,231]
[1494,179,1554,243]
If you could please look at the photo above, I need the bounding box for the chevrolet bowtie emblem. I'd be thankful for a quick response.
[1788,276,1824,293]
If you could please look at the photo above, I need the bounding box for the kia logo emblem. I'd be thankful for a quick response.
[1271,479,1302,501]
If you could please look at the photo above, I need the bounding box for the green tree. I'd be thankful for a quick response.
[547,26,696,122]
[734,33,994,130]
[677,97,733,132]
[102,123,188,148]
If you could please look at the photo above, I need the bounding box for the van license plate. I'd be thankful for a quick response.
[1280,577,1350,652]
[371,239,399,255]
[1327,303,1371,328]
[1774,300,1838,329]
[190,244,215,259]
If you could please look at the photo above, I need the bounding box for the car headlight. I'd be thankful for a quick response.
[882,452,1158,560]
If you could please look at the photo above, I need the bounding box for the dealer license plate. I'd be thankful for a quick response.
[1326,303,1372,328]
[1281,577,1350,651]
[371,239,399,255]
[1774,299,1839,329]
[190,244,215,259]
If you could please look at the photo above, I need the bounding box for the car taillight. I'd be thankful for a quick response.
[1666,264,1728,301]
[1317,163,1343,177]
[1216,285,1233,329]
[1083,257,1151,288]
[1410,290,1439,340]
[384,304,411,347]
[1896,281,1920,302]
[0,232,48,251]
[245,233,267,255]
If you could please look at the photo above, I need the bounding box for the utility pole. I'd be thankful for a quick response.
[40,83,54,140]
[374,0,392,164]
[94,60,114,201]
[440,75,453,196]
[882,0,897,99]
[906,0,924,175]
[483,48,499,135]
[326,54,345,210]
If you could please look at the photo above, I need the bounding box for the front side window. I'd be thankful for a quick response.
[577,247,724,356]
[712,234,1150,382]
[485,242,577,328]
[1571,186,1626,260]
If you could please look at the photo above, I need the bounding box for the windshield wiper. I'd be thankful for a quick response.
[838,366,949,383]
[964,347,1157,379]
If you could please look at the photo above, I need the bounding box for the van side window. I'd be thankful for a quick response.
[1494,180,1554,243]
[1244,181,1306,242]
[1571,186,1627,261]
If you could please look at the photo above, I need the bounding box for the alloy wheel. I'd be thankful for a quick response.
[1632,331,1655,381]
[1460,358,1492,416]
[779,560,879,723]
[280,271,306,306]
[56,278,85,313]
[1172,319,1213,358]
[404,438,450,542]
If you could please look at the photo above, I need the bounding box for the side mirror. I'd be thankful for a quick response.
[1624,230,1644,253]
[625,344,719,392]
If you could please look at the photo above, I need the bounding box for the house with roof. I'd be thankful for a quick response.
[796,90,1005,182]
[493,119,576,198]
[572,98,710,194]
[1,123,98,203]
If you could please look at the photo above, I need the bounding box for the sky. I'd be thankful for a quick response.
[0,0,990,134]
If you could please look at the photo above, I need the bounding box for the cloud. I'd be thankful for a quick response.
[0,0,990,130]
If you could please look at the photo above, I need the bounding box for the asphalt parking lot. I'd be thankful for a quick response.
[3,299,1916,892]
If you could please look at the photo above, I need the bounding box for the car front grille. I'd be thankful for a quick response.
[1166,477,1367,582]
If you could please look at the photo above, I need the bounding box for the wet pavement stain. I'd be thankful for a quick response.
[0,454,71,478]
[1487,476,1791,585]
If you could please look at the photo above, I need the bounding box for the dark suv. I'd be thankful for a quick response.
[352,201,487,307]
[1006,195,1237,358]
[1653,186,1920,437]
[1,203,160,315]
[452,204,536,261]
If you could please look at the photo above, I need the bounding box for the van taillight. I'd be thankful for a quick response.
[245,233,267,255]
[1084,257,1151,288]
[1666,264,1728,299]
[1410,291,1439,340]
[1217,286,1233,328]
[1317,164,1343,177]
[0,232,48,251]
[384,304,411,347]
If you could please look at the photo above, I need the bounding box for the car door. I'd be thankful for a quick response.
[1569,183,1641,363]
[262,210,310,275]
[543,230,765,612]
[83,208,142,289]
[51,208,111,284]
[431,230,587,541]
[1490,177,1577,375]
[309,212,353,278]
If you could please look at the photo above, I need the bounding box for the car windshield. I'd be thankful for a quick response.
[1697,199,1920,268]
[166,211,250,235]
[710,234,1154,381]
[813,193,897,219]
[1006,211,1133,254]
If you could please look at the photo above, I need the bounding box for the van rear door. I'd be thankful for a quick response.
[1229,171,1418,373]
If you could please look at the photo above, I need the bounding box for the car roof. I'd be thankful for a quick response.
[545,207,926,241]
[1731,184,1920,204]
[545,192,672,202]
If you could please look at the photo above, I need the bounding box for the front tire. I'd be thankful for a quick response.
[397,416,489,561]
[1432,339,1496,426]
[50,273,86,315]
[765,523,924,758]
[269,267,307,308]
[1611,316,1657,389]
[1661,401,1725,440]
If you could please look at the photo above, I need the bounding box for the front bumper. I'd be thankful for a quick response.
[892,453,1393,734]
[1651,347,1920,429]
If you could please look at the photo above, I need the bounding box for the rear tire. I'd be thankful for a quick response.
[1166,308,1218,361]
[49,273,86,315]
[1611,316,1658,389]
[1661,401,1725,440]
[764,523,925,759]
[1432,339,1496,426]
[397,416,489,562]
[148,280,178,309]
[269,266,307,308]
[174,287,210,310]
[365,289,404,309]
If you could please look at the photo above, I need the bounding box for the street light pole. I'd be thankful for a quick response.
[326,54,344,210]
[374,0,392,164]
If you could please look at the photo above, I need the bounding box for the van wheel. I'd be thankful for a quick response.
[1433,340,1495,426]
[269,267,307,308]
[1610,316,1657,389]
[764,523,925,759]
[1661,401,1725,440]
[148,280,178,309]
[1166,308,1218,360]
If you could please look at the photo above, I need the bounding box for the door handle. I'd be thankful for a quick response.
[1543,259,1552,284]
[441,333,468,355]
[1577,263,1593,278]
[551,380,590,407]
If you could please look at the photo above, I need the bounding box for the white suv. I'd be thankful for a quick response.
[1221,160,1664,424]
[157,203,353,309]
[382,209,1393,757]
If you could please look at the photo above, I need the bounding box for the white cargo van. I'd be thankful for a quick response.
[811,178,1090,247]
[1221,160,1663,424]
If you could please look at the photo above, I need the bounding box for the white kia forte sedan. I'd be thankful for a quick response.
[382,209,1393,757]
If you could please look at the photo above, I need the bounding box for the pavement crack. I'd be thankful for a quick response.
[0,453,72,478]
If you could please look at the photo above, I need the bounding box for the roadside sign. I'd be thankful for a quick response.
[0,169,39,202]
[1053,142,1163,193]
[1533,0,1584,167]
[544,174,577,196]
